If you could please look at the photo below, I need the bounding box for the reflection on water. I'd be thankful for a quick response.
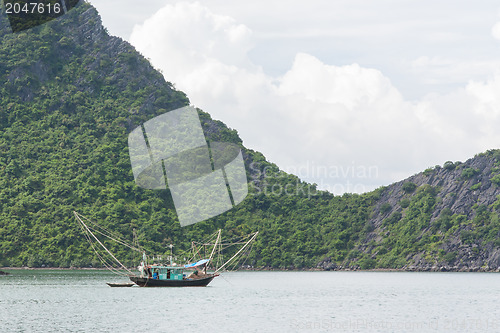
[0,270,499,332]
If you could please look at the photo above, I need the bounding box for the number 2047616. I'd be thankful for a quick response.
[4,2,62,15]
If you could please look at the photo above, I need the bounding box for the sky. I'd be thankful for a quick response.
[88,0,500,194]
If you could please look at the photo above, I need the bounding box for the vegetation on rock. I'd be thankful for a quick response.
[1,3,499,271]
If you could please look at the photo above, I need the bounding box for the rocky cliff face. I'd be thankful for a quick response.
[319,150,500,272]
[1,3,188,119]
[373,152,500,222]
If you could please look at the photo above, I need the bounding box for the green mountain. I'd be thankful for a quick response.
[319,150,500,271]
[1,3,499,271]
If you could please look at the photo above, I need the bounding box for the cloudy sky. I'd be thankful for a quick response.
[89,0,500,194]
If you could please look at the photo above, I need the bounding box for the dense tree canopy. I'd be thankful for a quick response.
[1,3,499,271]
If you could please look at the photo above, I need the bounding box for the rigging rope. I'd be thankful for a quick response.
[74,212,134,275]
[76,212,142,253]
[74,211,258,275]
[77,218,130,277]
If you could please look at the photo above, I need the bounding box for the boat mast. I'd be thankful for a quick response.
[215,232,258,274]
[206,229,221,273]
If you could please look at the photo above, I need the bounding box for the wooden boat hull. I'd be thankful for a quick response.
[129,275,215,287]
[106,282,135,287]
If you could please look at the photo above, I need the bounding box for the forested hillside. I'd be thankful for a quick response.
[0,2,356,268]
[339,151,500,272]
[1,3,499,271]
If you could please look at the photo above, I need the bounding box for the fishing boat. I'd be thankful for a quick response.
[73,211,258,287]
[129,259,217,287]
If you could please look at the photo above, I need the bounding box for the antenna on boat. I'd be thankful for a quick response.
[169,244,174,266]
[133,228,139,248]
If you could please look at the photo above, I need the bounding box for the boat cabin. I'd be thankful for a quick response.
[139,258,211,281]
[147,266,184,281]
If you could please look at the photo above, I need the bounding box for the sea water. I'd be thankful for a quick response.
[0,270,499,332]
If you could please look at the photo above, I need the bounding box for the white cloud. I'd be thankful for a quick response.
[410,56,500,86]
[277,54,400,108]
[130,2,500,194]
[492,21,500,40]
[130,2,254,73]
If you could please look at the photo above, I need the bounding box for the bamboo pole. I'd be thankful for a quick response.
[73,211,132,274]
[215,232,258,274]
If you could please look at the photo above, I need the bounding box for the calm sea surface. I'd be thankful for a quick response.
[0,270,499,332]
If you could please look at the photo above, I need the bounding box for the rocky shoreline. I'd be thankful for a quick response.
[317,266,500,272]
[316,257,500,272]
[2,266,499,272]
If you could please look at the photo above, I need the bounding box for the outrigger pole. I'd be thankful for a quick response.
[214,231,258,274]
[205,229,222,273]
[73,211,133,274]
